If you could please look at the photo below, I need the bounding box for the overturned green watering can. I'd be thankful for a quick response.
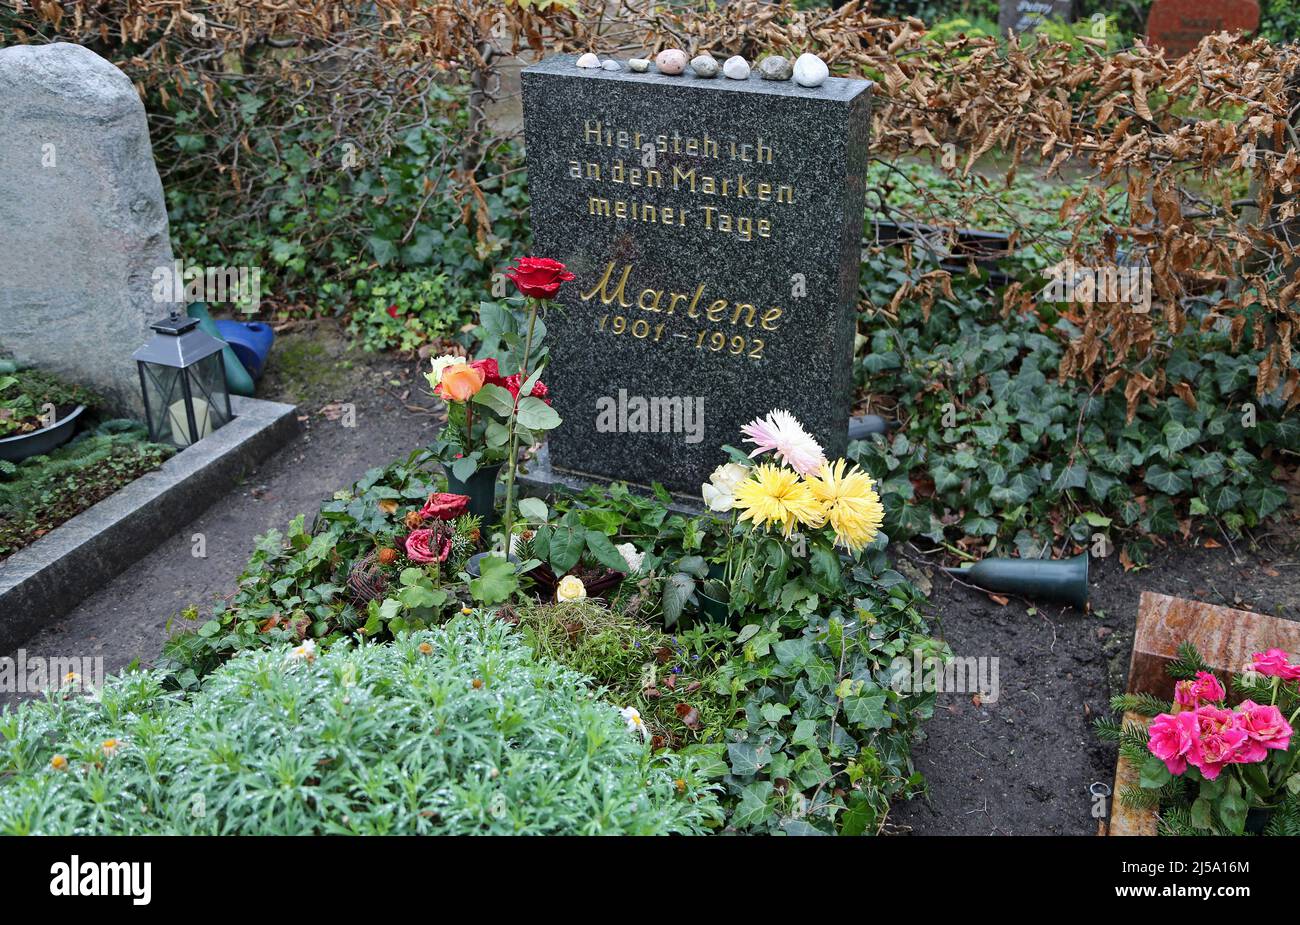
[941,553,1090,609]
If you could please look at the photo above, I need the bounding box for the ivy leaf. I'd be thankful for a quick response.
[843,690,890,729]
[1243,484,1287,517]
[726,741,771,778]
[1144,464,1189,495]
[661,573,696,629]
[1162,419,1201,453]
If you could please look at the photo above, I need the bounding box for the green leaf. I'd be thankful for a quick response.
[661,573,696,629]
[515,396,561,431]
[469,555,518,605]
[1162,419,1201,453]
[726,741,771,777]
[547,525,584,574]
[1218,792,1247,835]
[732,781,775,828]
[1144,464,1189,495]
[843,690,890,729]
[584,530,632,572]
[1139,755,1172,789]
[517,497,548,523]
[1190,796,1213,829]
[472,383,516,417]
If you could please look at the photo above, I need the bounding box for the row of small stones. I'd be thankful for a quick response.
[576,50,829,88]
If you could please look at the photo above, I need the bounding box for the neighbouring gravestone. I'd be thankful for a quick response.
[1146,0,1260,59]
[1129,592,1300,701]
[0,42,175,418]
[521,54,871,496]
[998,0,1075,38]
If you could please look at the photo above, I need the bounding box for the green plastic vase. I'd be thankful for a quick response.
[942,552,1089,608]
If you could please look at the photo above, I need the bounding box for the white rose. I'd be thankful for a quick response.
[615,542,644,574]
[556,574,587,602]
[701,462,749,512]
[425,354,462,389]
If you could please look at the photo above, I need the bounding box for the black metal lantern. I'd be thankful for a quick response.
[132,310,233,447]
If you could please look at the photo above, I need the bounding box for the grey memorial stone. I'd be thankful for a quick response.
[998,0,1075,37]
[521,53,872,495]
[0,42,174,417]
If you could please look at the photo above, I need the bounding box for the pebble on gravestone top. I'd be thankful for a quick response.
[757,55,793,81]
[723,55,751,80]
[1146,0,1260,59]
[520,54,872,494]
[998,0,1075,38]
[655,49,688,76]
[690,54,720,79]
[792,53,829,88]
[0,43,176,418]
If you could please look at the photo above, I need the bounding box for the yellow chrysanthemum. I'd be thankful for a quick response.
[732,464,826,536]
[805,459,885,552]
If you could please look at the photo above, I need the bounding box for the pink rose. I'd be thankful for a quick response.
[1236,700,1294,752]
[1187,705,1250,780]
[1147,711,1198,775]
[1248,648,1300,680]
[1174,671,1227,708]
[404,528,450,564]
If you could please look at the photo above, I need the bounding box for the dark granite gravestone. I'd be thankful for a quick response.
[998,0,1075,38]
[1146,0,1259,59]
[520,54,871,496]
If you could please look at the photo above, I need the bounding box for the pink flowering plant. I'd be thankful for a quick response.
[1100,643,1300,835]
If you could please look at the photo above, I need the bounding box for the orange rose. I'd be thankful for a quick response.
[438,362,485,401]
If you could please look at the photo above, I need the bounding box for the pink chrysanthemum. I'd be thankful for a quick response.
[741,409,827,476]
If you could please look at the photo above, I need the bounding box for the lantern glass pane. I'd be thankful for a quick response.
[139,362,186,446]
[185,354,233,439]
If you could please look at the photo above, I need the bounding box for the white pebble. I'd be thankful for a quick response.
[793,53,829,88]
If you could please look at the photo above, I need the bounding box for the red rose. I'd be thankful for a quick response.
[503,373,552,406]
[504,257,575,300]
[386,304,400,319]
[405,528,451,563]
[470,357,506,387]
[419,492,470,521]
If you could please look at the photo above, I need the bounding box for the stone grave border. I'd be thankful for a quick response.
[0,395,298,652]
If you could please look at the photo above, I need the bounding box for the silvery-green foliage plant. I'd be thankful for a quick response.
[0,616,721,835]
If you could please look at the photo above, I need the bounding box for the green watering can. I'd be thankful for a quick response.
[942,552,1090,609]
[185,302,255,397]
